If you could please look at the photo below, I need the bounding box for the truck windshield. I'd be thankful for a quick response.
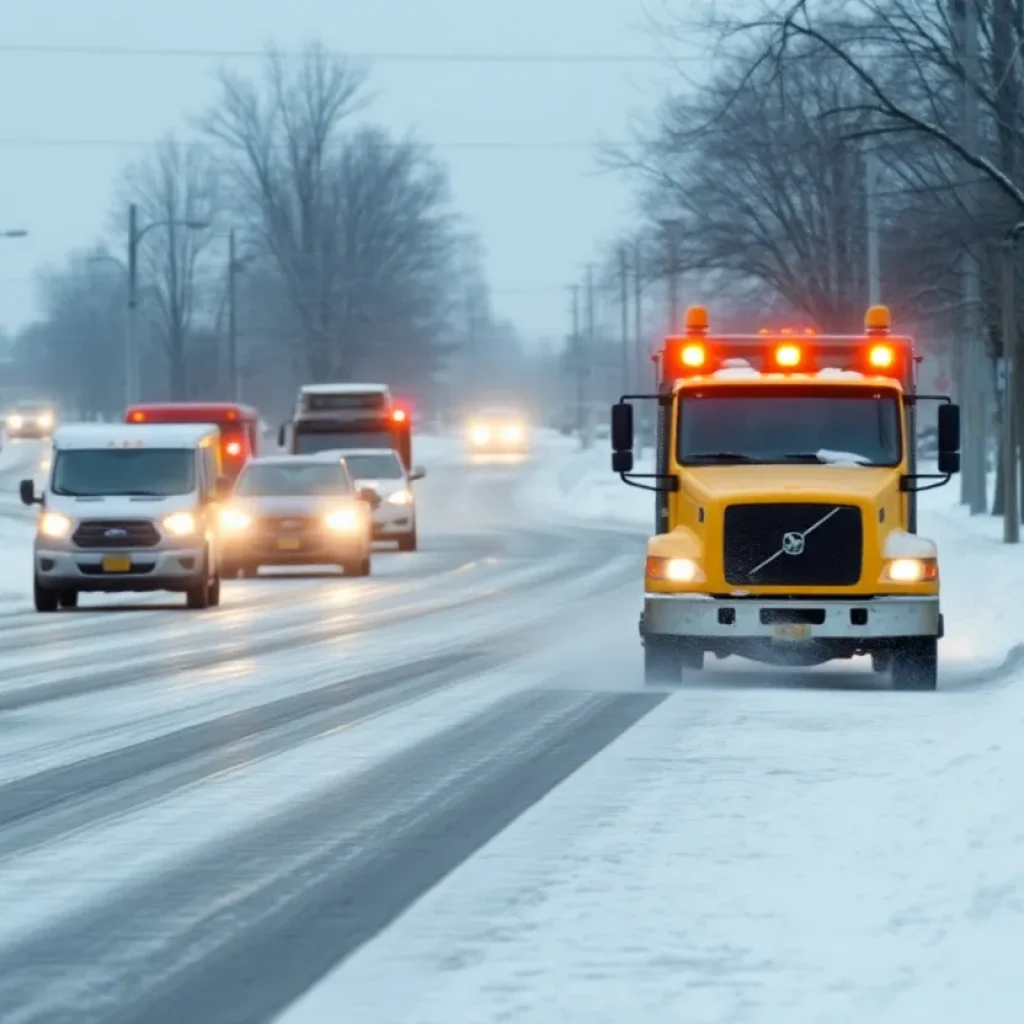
[51,449,195,497]
[677,387,902,466]
[295,430,394,454]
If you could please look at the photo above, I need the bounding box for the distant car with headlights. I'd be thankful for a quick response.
[19,423,227,612]
[465,407,529,455]
[6,401,57,439]
[218,454,378,577]
[341,448,425,551]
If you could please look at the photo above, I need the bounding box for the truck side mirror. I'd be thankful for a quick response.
[937,403,960,475]
[611,402,634,452]
[19,478,36,506]
[612,450,634,473]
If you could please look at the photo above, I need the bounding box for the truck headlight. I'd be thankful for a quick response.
[219,508,251,532]
[39,511,72,539]
[7,414,23,430]
[37,412,54,428]
[325,507,361,532]
[882,557,938,583]
[163,512,198,537]
[645,556,703,583]
[501,424,523,443]
[387,488,413,506]
[470,425,490,445]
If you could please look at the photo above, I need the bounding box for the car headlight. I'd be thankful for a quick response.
[882,557,937,583]
[7,414,23,429]
[219,508,251,532]
[37,412,54,428]
[163,512,198,536]
[501,424,523,443]
[387,488,413,506]
[38,511,72,539]
[325,507,361,532]
[645,555,703,583]
[470,425,490,445]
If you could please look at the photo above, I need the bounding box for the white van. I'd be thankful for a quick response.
[20,423,228,612]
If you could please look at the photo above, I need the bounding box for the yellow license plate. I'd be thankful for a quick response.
[772,623,811,641]
[101,555,132,573]
[277,537,301,551]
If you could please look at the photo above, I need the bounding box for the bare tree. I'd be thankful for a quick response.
[203,43,368,380]
[117,134,220,398]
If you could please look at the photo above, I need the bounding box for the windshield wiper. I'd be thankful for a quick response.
[784,451,872,465]
[685,452,760,463]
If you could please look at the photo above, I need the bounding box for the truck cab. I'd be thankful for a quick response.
[611,304,961,691]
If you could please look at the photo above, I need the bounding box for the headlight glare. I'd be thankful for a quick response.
[470,425,490,445]
[502,424,523,443]
[387,488,413,506]
[883,557,937,583]
[7,414,23,429]
[219,508,251,532]
[163,512,198,536]
[39,511,72,539]
[325,507,361,532]
[645,555,703,583]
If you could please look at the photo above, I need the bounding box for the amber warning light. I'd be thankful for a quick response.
[773,343,802,368]
[868,343,895,369]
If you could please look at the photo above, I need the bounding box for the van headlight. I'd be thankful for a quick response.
[219,507,251,532]
[645,556,703,583]
[325,507,361,532]
[501,424,523,443]
[39,511,72,539]
[163,512,198,537]
[7,414,23,430]
[882,557,937,583]
[470,425,490,445]
[387,488,413,506]
[37,412,54,428]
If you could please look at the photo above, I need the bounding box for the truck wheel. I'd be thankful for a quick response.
[58,590,78,609]
[644,639,683,685]
[871,652,891,674]
[891,638,937,691]
[34,578,58,613]
[397,527,417,552]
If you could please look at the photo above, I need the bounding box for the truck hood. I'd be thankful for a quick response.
[683,464,899,505]
[44,493,197,519]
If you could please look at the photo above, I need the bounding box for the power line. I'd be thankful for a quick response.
[0,136,625,152]
[0,43,694,63]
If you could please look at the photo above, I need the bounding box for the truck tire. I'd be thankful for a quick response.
[34,578,58,613]
[644,639,683,685]
[890,638,938,691]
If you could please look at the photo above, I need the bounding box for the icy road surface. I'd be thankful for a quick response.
[0,435,1023,1023]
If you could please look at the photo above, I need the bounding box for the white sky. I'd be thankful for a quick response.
[0,1,705,345]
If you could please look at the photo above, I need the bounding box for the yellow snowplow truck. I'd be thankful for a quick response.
[611,304,961,691]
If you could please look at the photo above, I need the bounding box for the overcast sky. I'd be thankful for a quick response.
[0,1,709,347]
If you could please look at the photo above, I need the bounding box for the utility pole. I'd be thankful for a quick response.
[662,219,681,332]
[1001,233,1019,541]
[583,264,595,449]
[633,239,644,389]
[619,246,630,391]
[227,228,239,402]
[954,0,987,513]
[126,203,138,405]
[864,142,881,304]
[570,283,584,445]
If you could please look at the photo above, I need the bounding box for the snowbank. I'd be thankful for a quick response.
[517,445,1024,673]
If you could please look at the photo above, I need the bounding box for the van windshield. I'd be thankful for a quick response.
[51,449,195,497]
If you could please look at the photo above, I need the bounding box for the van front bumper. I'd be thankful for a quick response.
[643,593,941,640]
[35,545,206,592]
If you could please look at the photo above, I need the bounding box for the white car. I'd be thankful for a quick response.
[340,449,425,551]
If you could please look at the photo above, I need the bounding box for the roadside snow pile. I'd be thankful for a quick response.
[518,445,1024,673]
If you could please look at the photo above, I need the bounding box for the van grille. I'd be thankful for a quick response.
[72,520,161,548]
[723,503,862,586]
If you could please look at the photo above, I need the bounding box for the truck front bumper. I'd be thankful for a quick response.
[643,593,941,641]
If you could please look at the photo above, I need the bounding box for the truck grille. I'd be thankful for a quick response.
[72,520,160,548]
[723,503,862,586]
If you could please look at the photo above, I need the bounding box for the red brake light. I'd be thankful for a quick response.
[225,440,242,457]
[868,343,895,369]
[391,408,407,423]
[774,343,802,367]
[680,343,706,368]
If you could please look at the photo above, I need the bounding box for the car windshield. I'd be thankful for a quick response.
[294,430,394,454]
[677,387,902,466]
[342,453,404,479]
[51,448,195,497]
[235,462,352,496]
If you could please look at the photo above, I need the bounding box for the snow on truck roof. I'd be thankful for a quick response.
[299,383,390,395]
[677,365,903,390]
[53,423,219,450]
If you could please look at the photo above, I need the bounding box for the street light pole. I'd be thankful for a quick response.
[124,204,210,405]
[228,228,238,402]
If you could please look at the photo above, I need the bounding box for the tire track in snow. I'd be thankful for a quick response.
[0,688,664,1024]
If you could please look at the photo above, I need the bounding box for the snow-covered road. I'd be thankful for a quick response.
[0,433,1023,1022]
